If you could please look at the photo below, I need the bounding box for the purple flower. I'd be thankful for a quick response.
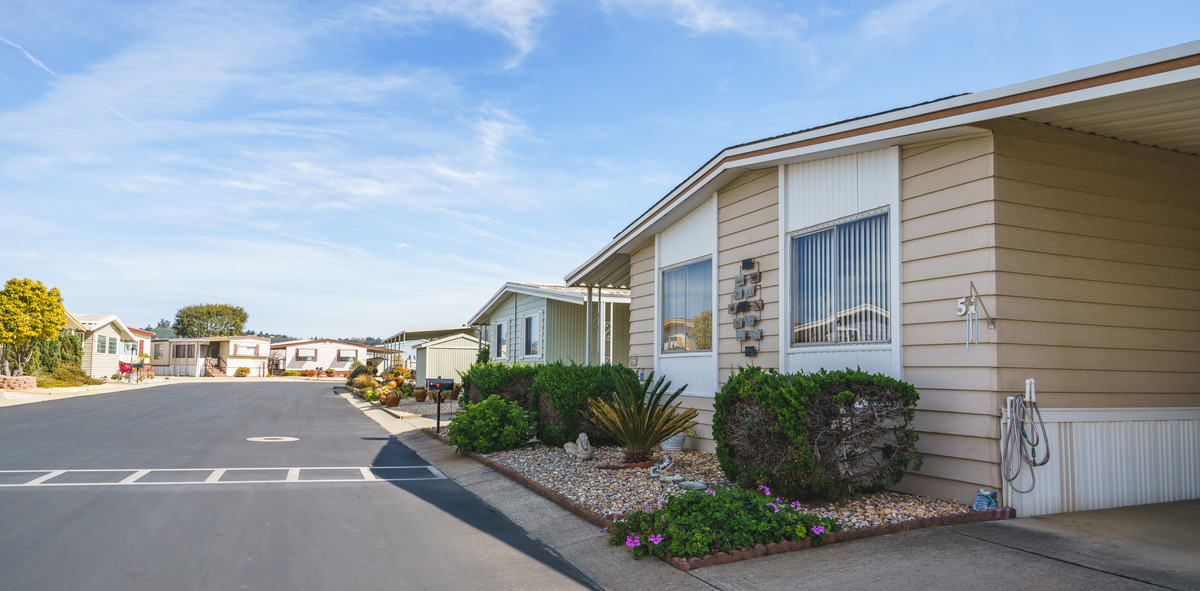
[758,485,771,496]
[812,525,826,535]
[649,534,663,545]
[705,488,715,495]
[766,503,780,513]
[626,535,641,547]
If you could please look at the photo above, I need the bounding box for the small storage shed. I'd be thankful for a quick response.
[415,333,480,387]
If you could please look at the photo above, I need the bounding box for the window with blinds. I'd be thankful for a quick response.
[792,210,890,345]
[662,258,713,352]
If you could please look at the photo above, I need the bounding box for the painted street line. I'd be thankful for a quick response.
[0,466,444,487]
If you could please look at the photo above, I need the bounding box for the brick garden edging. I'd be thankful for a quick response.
[0,376,38,390]
[418,428,1016,570]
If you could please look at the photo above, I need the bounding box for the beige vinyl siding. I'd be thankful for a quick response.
[547,299,583,364]
[629,242,656,372]
[83,325,121,379]
[717,168,781,383]
[898,132,1002,504]
[980,118,1200,409]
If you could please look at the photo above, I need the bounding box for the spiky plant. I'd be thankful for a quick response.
[588,371,699,464]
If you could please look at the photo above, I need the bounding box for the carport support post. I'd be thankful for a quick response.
[585,287,593,366]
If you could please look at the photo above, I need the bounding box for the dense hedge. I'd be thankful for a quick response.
[530,362,638,446]
[460,362,539,410]
[713,366,922,501]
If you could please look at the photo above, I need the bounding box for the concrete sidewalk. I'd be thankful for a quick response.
[351,388,1200,590]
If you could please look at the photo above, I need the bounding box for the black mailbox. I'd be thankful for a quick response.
[427,378,455,432]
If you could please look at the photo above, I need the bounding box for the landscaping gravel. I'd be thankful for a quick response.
[388,399,462,416]
[482,443,971,531]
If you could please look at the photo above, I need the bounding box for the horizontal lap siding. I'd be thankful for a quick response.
[718,169,781,384]
[982,118,1200,411]
[629,243,655,372]
[899,132,1002,504]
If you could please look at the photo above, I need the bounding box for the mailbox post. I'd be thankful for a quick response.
[426,378,455,432]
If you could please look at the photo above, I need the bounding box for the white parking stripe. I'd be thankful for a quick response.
[120,470,151,484]
[24,471,64,485]
[0,466,443,487]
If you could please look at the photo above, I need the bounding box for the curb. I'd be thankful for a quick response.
[416,427,1016,571]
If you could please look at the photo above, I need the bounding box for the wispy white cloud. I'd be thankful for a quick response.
[602,0,807,38]
[858,0,964,43]
[350,0,551,67]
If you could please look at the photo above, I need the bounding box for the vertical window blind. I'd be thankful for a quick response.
[792,211,890,345]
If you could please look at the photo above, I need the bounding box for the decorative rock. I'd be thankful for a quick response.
[678,481,706,490]
[563,433,593,460]
[659,475,684,484]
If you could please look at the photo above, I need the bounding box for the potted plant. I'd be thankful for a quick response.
[660,426,699,453]
[413,386,428,402]
[325,368,336,377]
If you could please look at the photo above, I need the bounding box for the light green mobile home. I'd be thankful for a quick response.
[468,283,630,366]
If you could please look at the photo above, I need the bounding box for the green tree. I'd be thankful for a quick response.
[691,310,712,350]
[173,303,249,338]
[0,278,68,376]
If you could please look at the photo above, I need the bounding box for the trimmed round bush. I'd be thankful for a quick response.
[448,394,536,454]
[713,366,922,501]
[460,362,538,410]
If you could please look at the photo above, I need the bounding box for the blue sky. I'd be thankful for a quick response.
[2,0,1196,338]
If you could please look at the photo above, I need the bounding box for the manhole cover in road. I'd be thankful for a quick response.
[246,437,299,442]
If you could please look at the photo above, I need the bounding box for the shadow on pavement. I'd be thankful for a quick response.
[368,436,600,590]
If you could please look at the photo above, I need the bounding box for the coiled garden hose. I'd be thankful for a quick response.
[1002,379,1050,494]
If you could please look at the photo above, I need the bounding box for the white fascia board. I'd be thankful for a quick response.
[466,283,521,327]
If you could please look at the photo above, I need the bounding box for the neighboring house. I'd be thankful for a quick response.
[467,283,631,367]
[414,333,480,387]
[124,328,155,363]
[381,327,475,374]
[150,335,271,377]
[564,42,1200,517]
[270,339,393,375]
[72,313,139,379]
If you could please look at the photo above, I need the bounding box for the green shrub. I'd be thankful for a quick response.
[713,366,922,501]
[281,370,299,376]
[362,387,377,402]
[448,394,535,454]
[460,362,539,410]
[35,365,103,388]
[531,362,638,446]
[234,367,250,377]
[589,372,698,464]
[607,486,840,560]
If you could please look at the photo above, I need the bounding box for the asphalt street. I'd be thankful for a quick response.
[0,380,597,590]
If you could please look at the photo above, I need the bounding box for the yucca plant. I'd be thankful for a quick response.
[588,371,699,464]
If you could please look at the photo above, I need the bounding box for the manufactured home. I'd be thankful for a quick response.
[467,282,631,367]
[150,335,271,377]
[270,339,393,375]
[565,43,1200,516]
[72,313,140,379]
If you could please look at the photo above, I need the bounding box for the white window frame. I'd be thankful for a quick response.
[789,207,892,348]
[95,335,107,354]
[492,320,508,361]
[660,256,714,354]
[521,312,542,359]
[337,349,356,362]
